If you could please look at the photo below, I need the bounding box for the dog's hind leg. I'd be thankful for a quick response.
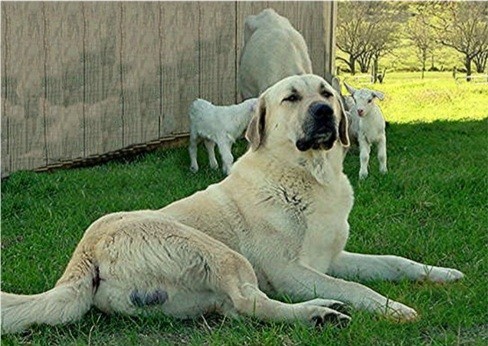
[214,252,350,327]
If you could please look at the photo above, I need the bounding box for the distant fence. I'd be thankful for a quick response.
[455,75,488,83]
[1,1,337,177]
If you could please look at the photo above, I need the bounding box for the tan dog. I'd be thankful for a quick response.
[238,9,313,99]
[1,75,464,334]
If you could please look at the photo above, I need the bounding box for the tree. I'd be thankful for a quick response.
[336,1,407,77]
[428,2,488,80]
[336,3,371,75]
[473,49,488,74]
[407,4,437,79]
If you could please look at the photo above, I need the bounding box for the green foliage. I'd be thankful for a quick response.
[1,73,487,344]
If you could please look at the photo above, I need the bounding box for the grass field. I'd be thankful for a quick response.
[1,72,487,345]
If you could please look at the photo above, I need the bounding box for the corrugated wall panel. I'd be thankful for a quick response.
[0,2,335,176]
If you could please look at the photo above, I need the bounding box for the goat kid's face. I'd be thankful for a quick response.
[345,83,384,117]
[246,74,349,152]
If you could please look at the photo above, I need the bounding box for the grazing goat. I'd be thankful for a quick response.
[238,8,313,99]
[188,98,257,175]
[344,82,387,179]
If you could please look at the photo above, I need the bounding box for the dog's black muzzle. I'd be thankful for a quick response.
[295,102,337,152]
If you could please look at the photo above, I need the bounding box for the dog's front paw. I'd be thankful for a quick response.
[425,266,464,283]
[300,298,351,316]
[309,308,351,329]
[384,301,418,322]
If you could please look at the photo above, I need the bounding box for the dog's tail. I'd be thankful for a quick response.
[1,249,98,334]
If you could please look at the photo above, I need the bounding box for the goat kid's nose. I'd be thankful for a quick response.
[309,102,334,120]
[358,109,364,116]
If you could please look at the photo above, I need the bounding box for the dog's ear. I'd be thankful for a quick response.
[344,82,356,96]
[337,96,350,148]
[373,90,385,101]
[245,96,266,151]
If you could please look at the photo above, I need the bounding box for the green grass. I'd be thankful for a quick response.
[2,72,488,345]
[340,71,488,123]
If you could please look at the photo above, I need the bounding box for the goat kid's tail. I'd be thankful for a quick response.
[1,257,97,334]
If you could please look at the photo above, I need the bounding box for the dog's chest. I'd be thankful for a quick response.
[261,175,352,272]
[301,180,353,271]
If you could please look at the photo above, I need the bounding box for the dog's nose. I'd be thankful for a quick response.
[309,102,334,120]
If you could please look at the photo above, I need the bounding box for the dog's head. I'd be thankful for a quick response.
[246,74,350,153]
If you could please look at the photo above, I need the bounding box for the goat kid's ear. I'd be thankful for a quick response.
[245,96,266,151]
[344,82,356,96]
[373,91,385,101]
[331,77,342,95]
[337,96,350,148]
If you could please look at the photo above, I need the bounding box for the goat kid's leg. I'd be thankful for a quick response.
[358,136,371,179]
[377,135,388,174]
[189,133,199,173]
[328,251,464,283]
[217,140,234,175]
[204,140,218,170]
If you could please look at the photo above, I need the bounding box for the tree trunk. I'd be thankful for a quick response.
[421,49,427,79]
[465,56,472,82]
[350,56,356,75]
[474,51,487,73]
[373,58,379,83]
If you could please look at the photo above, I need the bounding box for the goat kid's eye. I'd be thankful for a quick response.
[283,94,301,103]
[368,99,373,104]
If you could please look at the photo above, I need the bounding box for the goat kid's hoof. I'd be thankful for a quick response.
[190,166,199,173]
[311,311,351,329]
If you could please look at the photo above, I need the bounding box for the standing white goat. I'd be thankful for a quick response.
[344,82,387,179]
[188,98,257,175]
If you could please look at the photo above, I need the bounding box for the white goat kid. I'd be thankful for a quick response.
[189,98,257,175]
[344,83,387,179]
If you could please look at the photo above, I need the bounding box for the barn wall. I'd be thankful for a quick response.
[1,1,336,176]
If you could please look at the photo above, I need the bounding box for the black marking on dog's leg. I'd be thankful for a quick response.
[329,302,352,317]
[92,265,101,294]
[322,312,350,329]
[130,289,168,307]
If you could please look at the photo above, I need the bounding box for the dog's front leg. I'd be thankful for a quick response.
[271,262,418,321]
[328,251,464,283]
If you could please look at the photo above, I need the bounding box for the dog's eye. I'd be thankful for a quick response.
[321,90,333,98]
[283,94,301,103]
